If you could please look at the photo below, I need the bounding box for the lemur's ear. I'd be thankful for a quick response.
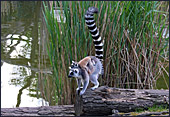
[69,67,71,69]
[71,60,79,68]
[71,61,75,66]
[71,61,74,66]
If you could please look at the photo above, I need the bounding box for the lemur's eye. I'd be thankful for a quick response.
[74,70,77,73]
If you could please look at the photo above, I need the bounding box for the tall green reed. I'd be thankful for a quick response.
[43,1,169,104]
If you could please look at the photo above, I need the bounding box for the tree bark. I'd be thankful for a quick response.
[1,105,74,116]
[74,86,169,116]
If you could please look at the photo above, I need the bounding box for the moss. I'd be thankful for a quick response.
[148,105,168,112]
[134,105,169,113]
[135,108,145,113]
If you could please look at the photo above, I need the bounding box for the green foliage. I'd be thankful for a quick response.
[135,108,145,113]
[42,1,169,104]
[134,105,168,114]
[148,105,168,112]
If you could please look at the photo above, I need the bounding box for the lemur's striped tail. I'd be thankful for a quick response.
[85,7,103,62]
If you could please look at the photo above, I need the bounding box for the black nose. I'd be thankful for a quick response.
[70,72,73,75]
[68,72,73,78]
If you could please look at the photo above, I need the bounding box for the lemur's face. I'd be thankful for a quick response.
[70,60,79,68]
[68,61,81,78]
[68,67,81,78]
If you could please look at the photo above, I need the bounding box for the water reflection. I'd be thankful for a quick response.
[1,62,49,107]
[1,1,52,108]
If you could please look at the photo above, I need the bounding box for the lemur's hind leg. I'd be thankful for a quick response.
[90,74,99,90]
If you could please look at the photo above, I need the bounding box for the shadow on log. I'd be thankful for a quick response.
[74,86,169,116]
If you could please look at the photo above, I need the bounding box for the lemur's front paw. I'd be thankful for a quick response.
[91,87,97,90]
[80,90,85,95]
[76,88,80,94]
[76,87,83,91]
[76,88,80,91]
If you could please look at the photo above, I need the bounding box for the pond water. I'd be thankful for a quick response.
[1,1,52,108]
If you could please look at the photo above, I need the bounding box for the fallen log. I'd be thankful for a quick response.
[1,105,74,116]
[74,86,169,116]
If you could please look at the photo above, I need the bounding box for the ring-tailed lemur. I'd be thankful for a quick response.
[68,7,104,95]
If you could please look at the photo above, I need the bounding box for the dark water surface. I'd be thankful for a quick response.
[1,1,52,108]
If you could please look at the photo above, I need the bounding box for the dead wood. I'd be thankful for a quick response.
[74,86,169,116]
